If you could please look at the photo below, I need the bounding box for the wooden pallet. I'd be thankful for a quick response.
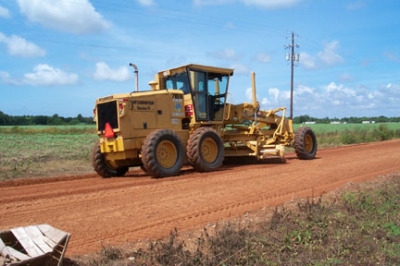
[0,224,70,266]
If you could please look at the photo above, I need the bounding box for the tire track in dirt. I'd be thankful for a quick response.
[67,163,400,253]
[0,140,399,255]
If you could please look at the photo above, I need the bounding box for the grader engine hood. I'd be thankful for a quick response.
[94,90,185,142]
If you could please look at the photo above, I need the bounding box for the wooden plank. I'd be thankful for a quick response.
[41,235,57,248]
[37,224,67,244]
[24,226,53,253]
[56,234,70,266]
[0,237,31,261]
[11,227,44,257]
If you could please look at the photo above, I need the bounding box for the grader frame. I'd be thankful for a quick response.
[92,63,317,178]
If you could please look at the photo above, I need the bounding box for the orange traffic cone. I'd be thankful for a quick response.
[104,122,115,139]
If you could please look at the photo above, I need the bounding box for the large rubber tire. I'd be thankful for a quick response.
[141,129,185,178]
[294,127,317,160]
[92,142,129,178]
[187,127,224,172]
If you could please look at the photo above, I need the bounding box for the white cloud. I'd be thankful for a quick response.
[229,63,248,75]
[0,65,79,86]
[326,82,355,96]
[246,79,400,118]
[194,0,301,8]
[299,52,316,70]
[93,62,132,82]
[0,71,19,85]
[297,84,314,95]
[208,48,241,60]
[254,53,271,63]
[23,64,79,86]
[269,87,280,102]
[300,41,343,70]
[318,41,344,65]
[225,22,236,29]
[17,0,111,34]
[0,5,10,18]
[381,83,400,98]
[383,51,400,63]
[260,97,269,105]
[0,33,46,57]
[245,87,253,102]
[339,72,353,82]
[136,0,156,6]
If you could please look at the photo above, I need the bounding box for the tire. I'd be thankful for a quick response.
[141,129,184,178]
[92,141,128,178]
[294,127,317,160]
[187,127,224,172]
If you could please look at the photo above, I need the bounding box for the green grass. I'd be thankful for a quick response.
[0,124,96,134]
[297,123,400,147]
[1,123,400,180]
[0,131,98,180]
[70,173,400,266]
[295,122,400,133]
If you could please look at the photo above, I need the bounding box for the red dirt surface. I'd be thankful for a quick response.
[1,140,400,256]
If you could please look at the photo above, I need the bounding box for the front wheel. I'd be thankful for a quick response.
[187,127,224,172]
[92,142,128,178]
[141,129,185,178]
[294,127,317,160]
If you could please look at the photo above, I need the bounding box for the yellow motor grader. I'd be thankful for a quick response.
[92,63,317,178]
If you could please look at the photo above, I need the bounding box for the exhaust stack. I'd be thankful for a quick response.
[251,72,257,121]
[129,63,139,92]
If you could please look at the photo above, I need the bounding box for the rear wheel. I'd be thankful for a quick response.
[294,127,317,160]
[141,129,184,178]
[187,127,224,172]
[92,142,128,178]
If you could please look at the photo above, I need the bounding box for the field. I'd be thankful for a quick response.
[0,125,97,180]
[296,122,400,147]
[1,123,400,180]
[295,121,400,133]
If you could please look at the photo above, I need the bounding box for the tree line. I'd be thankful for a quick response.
[0,111,399,126]
[293,115,400,124]
[0,111,94,126]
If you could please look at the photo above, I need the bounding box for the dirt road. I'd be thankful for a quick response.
[1,140,399,255]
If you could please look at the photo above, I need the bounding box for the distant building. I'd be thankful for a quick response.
[330,121,341,124]
[362,121,375,124]
[304,121,316,124]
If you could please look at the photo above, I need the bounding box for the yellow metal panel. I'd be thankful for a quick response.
[100,136,125,153]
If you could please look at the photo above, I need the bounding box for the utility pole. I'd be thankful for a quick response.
[285,32,299,119]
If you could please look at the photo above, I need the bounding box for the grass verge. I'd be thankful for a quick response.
[68,173,400,266]
[1,124,399,180]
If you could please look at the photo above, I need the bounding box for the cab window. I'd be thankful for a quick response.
[164,72,190,94]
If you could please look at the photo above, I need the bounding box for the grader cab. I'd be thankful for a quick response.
[92,63,317,178]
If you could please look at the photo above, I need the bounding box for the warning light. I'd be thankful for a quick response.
[119,103,124,116]
[185,104,194,117]
[104,122,115,139]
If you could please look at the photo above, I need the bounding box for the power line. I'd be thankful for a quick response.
[285,31,299,119]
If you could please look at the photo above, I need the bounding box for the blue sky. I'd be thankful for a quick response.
[0,0,399,118]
